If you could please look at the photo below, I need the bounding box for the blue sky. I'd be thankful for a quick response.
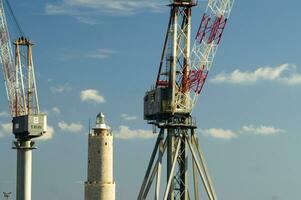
[0,0,301,199]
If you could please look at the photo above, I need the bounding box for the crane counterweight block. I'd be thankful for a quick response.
[12,114,47,140]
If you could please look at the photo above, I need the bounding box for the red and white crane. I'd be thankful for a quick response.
[0,1,46,200]
[155,0,234,114]
[139,0,234,199]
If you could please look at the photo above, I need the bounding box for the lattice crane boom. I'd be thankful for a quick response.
[186,0,234,111]
[0,0,21,117]
[0,0,40,118]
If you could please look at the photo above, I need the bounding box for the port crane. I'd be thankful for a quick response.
[138,0,234,199]
[0,1,47,200]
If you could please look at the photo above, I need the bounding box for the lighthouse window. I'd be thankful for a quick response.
[105,142,107,146]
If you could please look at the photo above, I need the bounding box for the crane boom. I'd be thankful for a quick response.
[0,0,23,117]
[0,0,40,117]
[185,0,234,111]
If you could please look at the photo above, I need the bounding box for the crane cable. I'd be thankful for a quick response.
[3,0,25,37]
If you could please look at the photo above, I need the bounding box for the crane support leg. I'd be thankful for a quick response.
[137,122,217,200]
[187,135,216,200]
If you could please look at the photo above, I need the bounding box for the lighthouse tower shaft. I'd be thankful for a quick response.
[85,113,115,200]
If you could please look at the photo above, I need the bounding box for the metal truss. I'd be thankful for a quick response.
[188,0,235,109]
[138,123,217,200]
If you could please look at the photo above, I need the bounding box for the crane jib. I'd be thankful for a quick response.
[195,14,228,45]
[188,0,234,110]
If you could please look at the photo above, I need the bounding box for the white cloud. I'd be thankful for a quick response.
[202,128,237,140]
[58,48,114,60]
[52,107,61,114]
[45,0,166,24]
[42,107,61,116]
[45,4,72,15]
[58,121,84,133]
[114,125,155,139]
[0,122,11,138]
[51,83,72,93]
[85,49,115,59]
[76,16,100,25]
[241,125,284,135]
[203,125,284,140]
[0,111,9,117]
[80,89,105,103]
[120,113,137,121]
[211,64,301,85]
[37,125,55,141]
[281,74,301,85]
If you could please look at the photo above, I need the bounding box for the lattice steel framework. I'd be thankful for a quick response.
[155,1,194,114]
[139,0,234,200]
[14,37,40,116]
[0,0,22,116]
[156,0,234,114]
[0,2,45,200]
[188,0,234,110]
[138,118,218,200]
[0,1,39,117]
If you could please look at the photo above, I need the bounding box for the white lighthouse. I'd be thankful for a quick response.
[85,112,115,200]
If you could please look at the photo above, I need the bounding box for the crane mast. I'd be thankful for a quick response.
[139,0,234,199]
[14,37,40,116]
[0,1,46,200]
